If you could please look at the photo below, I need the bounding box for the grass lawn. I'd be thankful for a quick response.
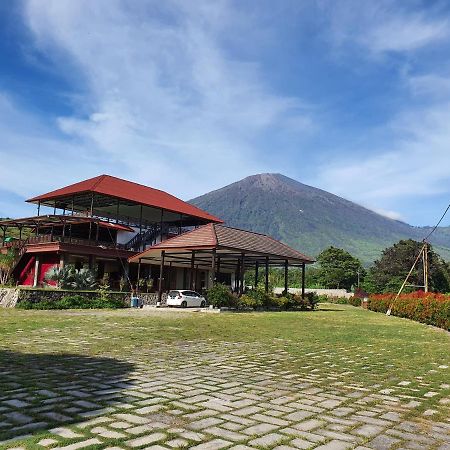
[0,304,449,449]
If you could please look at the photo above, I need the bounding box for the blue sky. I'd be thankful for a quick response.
[1,0,450,226]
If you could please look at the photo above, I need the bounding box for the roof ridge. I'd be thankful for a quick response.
[214,223,268,237]
[91,174,107,190]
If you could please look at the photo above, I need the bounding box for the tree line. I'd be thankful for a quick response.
[245,239,450,294]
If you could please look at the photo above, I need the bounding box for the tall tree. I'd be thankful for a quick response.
[0,249,15,285]
[368,239,450,293]
[316,247,364,290]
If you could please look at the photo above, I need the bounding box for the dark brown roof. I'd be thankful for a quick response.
[27,175,223,224]
[129,223,315,263]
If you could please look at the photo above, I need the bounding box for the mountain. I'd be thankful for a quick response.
[190,173,450,265]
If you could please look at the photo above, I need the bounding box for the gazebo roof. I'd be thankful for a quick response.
[27,175,223,224]
[129,223,315,266]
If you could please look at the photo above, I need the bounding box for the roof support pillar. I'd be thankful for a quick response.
[37,200,41,217]
[33,255,40,288]
[255,261,259,289]
[137,258,141,294]
[301,263,306,299]
[158,251,165,302]
[284,259,288,295]
[71,195,75,215]
[265,256,269,294]
[235,258,240,293]
[116,199,120,224]
[88,193,94,242]
[190,250,196,290]
[209,249,216,288]
[239,253,245,296]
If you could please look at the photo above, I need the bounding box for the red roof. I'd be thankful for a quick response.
[27,175,222,223]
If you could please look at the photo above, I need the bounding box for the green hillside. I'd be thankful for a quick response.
[190,174,450,265]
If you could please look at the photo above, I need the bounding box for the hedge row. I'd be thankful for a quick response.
[368,291,450,330]
[18,295,126,310]
[207,284,319,310]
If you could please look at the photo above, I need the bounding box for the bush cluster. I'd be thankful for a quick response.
[368,291,450,330]
[18,295,126,310]
[206,284,318,311]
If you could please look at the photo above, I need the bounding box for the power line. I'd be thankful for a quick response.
[423,203,450,242]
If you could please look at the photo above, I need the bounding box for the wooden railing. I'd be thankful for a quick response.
[2,235,129,251]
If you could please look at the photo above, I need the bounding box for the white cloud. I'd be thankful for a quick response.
[316,102,450,207]
[371,208,404,221]
[14,0,310,202]
[323,0,449,55]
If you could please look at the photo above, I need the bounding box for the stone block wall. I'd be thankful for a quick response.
[0,287,169,308]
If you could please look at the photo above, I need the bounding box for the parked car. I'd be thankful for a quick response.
[167,290,207,308]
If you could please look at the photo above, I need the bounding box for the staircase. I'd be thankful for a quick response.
[124,226,161,252]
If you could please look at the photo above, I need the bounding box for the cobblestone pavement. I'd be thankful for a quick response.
[0,338,449,449]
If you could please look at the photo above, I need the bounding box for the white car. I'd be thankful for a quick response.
[167,290,207,308]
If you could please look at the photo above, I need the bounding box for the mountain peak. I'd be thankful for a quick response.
[189,173,450,264]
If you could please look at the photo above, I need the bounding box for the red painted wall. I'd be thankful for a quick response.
[19,253,59,286]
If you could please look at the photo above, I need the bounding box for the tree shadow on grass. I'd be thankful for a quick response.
[0,350,135,444]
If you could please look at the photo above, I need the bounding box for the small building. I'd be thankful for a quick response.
[129,223,315,299]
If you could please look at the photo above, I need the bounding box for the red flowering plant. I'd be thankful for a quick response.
[368,291,450,330]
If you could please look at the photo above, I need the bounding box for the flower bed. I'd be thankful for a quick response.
[368,291,450,330]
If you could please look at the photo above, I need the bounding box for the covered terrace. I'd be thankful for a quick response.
[129,223,315,300]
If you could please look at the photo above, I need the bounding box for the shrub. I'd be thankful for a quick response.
[238,294,260,310]
[18,294,126,310]
[206,283,236,308]
[245,286,272,309]
[45,265,97,290]
[368,291,450,330]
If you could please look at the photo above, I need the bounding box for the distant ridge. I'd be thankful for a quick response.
[190,173,450,264]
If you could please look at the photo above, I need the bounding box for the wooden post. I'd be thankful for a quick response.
[53,201,56,215]
[37,200,41,217]
[190,250,196,290]
[210,249,216,288]
[423,242,429,293]
[160,209,164,242]
[137,258,141,294]
[301,263,306,299]
[255,261,259,289]
[139,205,143,247]
[168,261,172,290]
[239,253,245,295]
[116,199,120,224]
[158,251,165,302]
[95,222,100,245]
[284,259,288,295]
[236,258,241,293]
[88,193,94,242]
[265,256,269,293]
[71,195,75,215]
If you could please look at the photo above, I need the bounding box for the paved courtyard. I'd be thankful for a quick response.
[0,308,449,450]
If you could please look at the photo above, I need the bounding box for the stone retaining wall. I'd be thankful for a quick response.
[0,287,169,308]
